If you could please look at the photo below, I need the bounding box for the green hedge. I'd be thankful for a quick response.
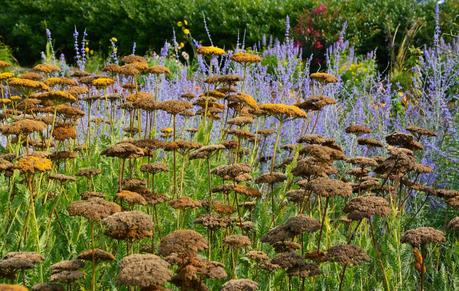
[0,0,457,66]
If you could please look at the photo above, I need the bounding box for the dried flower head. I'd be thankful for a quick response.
[118,254,172,288]
[159,230,208,259]
[50,271,85,283]
[345,124,372,135]
[344,195,390,220]
[102,142,144,159]
[194,214,230,229]
[401,227,445,247]
[212,163,251,181]
[31,283,64,291]
[77,249,115,262]
[271,251,304,269]
[68,198,121,221]
[304,177,352,197]
[169,197,202,209]
[223,234,251,248]
[103,211,153,240]
[221,279,258,291]
[140,163,168,174]
[261,215,320,244]
[296,95,336,111]
[48,173,76,183]
[157,100,193,115]
[0,119,47,135]
[406,126,436,137]
[147,65,171,75]
[52,126,77,141]
[189,144,225,160]
[76,168,102,177]
[325,244,370,266]
[346,156,378,167]
[255,172,287,184]
[447,217,459,231]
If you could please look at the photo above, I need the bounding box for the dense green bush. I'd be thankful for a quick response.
[0,0,457,66]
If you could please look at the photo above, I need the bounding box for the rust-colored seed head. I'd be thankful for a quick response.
[52,126,77,141]
[221,279,259,291]
[223,234,251,248]
[344,195,391,220]
[169,196,202,209]
[159,229,208,260]
[212,163,251,181]
[50,271,85,283]
[346,156,378,167]
[296,95,336,111]
[357,137,384,148]
[189,144,226,160]
[157,100,193,115]
[48,173,76,183]
[77,249,115,262]
[50,260,85,273]
[259,103,306,119]
[447,217,459,231]
[117,190,147,205]
[67,198,121,221]
[310,72,338,83]
[140,163,168,174]
[76,167,102,177]
[103,211,153,240]
[0,119,47,135]
[261,215,320,245]
[287,263,321,278]
[118,254,172,288]
[401,227,445,247]
[299,144,344,162]
[406,126,436,137]
[271,251,304,269]
[194,214,230,229]
[325,244,370,266]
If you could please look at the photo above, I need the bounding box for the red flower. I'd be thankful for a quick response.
[314,40,324,49]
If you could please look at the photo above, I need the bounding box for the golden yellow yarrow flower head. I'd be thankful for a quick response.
[231,52,262,63]
[259,103,307,119]
[10,95,21,101]
[310,72,338,84]
[111,37,118,43]
[0,72,14,81]
[92,77,115,88]
[0,98,12,105]
[16,156,53,173]
[197,46,225,56]
[160,127,173,134]
[183,29,190,35]
[177,21,183,27]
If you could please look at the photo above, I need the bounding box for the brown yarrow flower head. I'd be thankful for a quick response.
[304,177,352,197]
[77,249,115,263]
[52,125,77,141]
[346,156,378,167]
[159,230,208,261]
[385,132,423,151]
[344,195,391,220]
[48,173,76,183]
[194,214,231,230]
[157,100,193,115]
[299,144,344,162]
[401,227,445,247]
[118,254,172,288]
[221,279,258,291]
[357,137,384,148]
[76,167,102,177]
[287,263,321,278]
[447,217,459,231]
[406,125,436,137]
[292,157,337,177]
[31,283,64,291]
[33,63,60,73]
[140,163,168,174]
[67,198,121,221]
[296,95,336,111]
[211,163,251,181]
[261,215,320,245]
[169,197,202,209]
[103,211,153,240]
[325,244,370,266]
[271,251,304,269]
[255,172,287,184]
[147,64,171,75]
[204,74,242,84]
[102,142,144,159]
[345,124,372,135]
[189,144,226,160]
[0,119,47,135]
[223,234,251,248]
[51,260,85,273]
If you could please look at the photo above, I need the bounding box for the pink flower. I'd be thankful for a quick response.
[313,3,327,15]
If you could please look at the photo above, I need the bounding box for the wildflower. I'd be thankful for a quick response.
[0,98,11,105]
[18,71,43,80]
[197,46,225,56]
[103,211,153,240]
[31,283,64,290]
[147,64,171,75]
[261,215,320,245]
[357,137,384,148]
[310,72,338,83]
[33,63,60,73]
[77,249,115,263]
[118,254,172,288]
[183,28,190,35]
[45,77,77,86]
[325,244,370,265]
[401,227,445,247]
[296,95,336,111]
[0,285,28,291]
[177,21,183,27]
[345,124,372,135]
[226,92,259,110]
[116,190,147,205]
[48,173,76,183]
[406,126,436,137]
[223,235,251,248]
[447,217,459,231]
[140,163,168,174]
[122,54,146,64]
[0,60,11,68]
[158,229,208,259]
[344,195,390,220]
[255,172,287,184]
[102,142,144,159]
[189,144,225,160]
[157,100,193,115]
[8,77,49,90]
[231,52,262,63]
[92,77,115,88]
[259,103,306,119]
[68,198,121,221]
[169,196,202,209]
[16,156,52,173]
[221,279,258,291]
[0,72,14,80]
[111,37,117,43]
[304,177,352,197]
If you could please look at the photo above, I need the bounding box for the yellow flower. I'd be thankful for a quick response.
[259,103,307,119]
[92,77,115,88]
[310,72,338,84]
[90,50,94,55]
[0,98,11,105]
[111,37,118,43]
[16,156,53,173]
[10,95,21,101]
[197,46,225,56]
[160,127,173,134]
[231,52,262,63]
[177,21,183,27]
[0,72,14,81]
[184,19,188,26]
[85,47,90,53]
[179,42,185,49]
[8,78,49,90]
[183,28,190,35]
